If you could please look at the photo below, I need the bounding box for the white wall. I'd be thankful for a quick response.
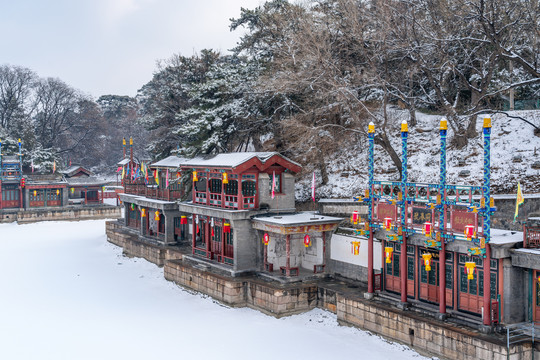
[330,234,382,269]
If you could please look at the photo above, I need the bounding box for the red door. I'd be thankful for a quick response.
[535,270,540,321]
[419,258,440,303]
[2,187,20,208]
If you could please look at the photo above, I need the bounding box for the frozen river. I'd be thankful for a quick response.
[0,219,429,360]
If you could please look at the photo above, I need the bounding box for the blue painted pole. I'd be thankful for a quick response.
[439,118,448,316]
[367,122,375,295]
[483,115,492,326]
[400,120,408,304]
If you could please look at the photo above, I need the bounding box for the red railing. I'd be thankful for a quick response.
[124,183,182,201]
[524,226,540,248]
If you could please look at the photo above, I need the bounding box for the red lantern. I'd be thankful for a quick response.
[351,210,359,224]
[180,215,188,225]
[223,223,231,233]
[263,233,270,245]
[423,222,432,237]
[304,234,311,247]
[384,217,392,231]
[464,225,475,241]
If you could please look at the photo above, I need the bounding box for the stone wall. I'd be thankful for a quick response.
[106,221,183,266]
[0,205,121,224]
[335,294,529,360]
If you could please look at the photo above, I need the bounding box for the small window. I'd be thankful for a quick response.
[242,180,256,197]
[268,173,281,194]
[195,178,207,192]
[209,179,222,193]
[224,180,238,195]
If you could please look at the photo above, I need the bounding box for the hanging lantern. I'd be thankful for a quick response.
[222,172,229,184]
[141,208,146,217]
[154,211,160,221]
[223,222,231,233]
[384,217,392,231]
[70,187,74,194]
[423,222,432,237]
[537,275,540,285]
[351,210,360,225]
[195,215,199,234]
[385,247,393,263]
[211,217,215,237]
[131,203,135,210]
[192,171,198,182]
[465,261,476,280]
[304,234,311,247]
[263,233,270,246]
[422,253,432,272]
[464,224,476,241]
[351,241,361,255]
[33,190,37,197]
[180,215,188,225]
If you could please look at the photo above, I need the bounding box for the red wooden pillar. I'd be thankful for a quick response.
[367,227,374,294]
[192,217,196,254]
[206,219,211,259]
[483,244,491,326]
[238,173,243,210]
[221,220,225,262]
[84,188,88,205]
[19,186,23,208]
[400,236,407,303]
[322,231,326,266]
[439,242,446,314]
[100,187,104,204]
[286,234,291,276]
[0,180,3,209]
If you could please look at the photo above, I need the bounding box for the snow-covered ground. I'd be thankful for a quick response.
[0,219,429,360]
[297,109,540,201]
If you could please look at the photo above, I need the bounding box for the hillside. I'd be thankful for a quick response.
[296,110,540,201]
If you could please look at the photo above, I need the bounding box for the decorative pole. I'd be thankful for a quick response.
[123,137,126,159]
[439,118,447,317]
[130,137,134,184]
[400,120,408,305]
[482,115,492,327]
[366,122,375,297]
[0,138,2,166]
[18,138,22,170]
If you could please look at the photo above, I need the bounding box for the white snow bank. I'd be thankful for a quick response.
[0,220,428,360]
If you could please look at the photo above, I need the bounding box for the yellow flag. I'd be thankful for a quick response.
[514,182,524,222]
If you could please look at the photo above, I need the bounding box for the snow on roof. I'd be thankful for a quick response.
[151,155,188,169]
[182,152,301,169]
[59,165,93,177]
[66,177,108,186]
[515,248,540,255]
[117,158,139,166]
[489,228,523,245]
[253,212,343,226]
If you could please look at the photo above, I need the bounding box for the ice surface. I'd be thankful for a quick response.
[0,219,429,360]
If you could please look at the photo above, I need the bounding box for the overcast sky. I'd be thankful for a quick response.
[1,0,262,99]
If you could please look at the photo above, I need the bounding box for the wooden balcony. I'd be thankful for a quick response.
[124,183,183,202]
[524,226,540,248]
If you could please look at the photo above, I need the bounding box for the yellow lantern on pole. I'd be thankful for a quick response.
[193,171,198,182]
[422,253,432,272]
[141,208,146,217]
[465,261,476,280]
[222,172,228,184]
[154,211,160,221]
[351,241,361,255]
[385,247,393,263]
[33,190,37,197]
[70,187,75,194]
[56,189,60,196]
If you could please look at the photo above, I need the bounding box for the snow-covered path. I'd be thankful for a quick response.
[0,220,429,360]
